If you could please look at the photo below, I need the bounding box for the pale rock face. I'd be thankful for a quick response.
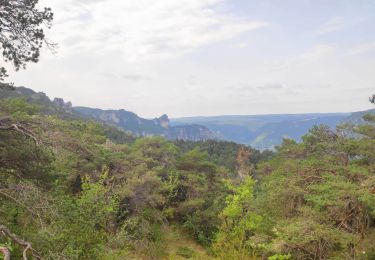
[31,93,43,100]
[111,113,120,124]
[53,98,72,113]
[158,114,170,129]
[166,124,215,141]
[72,106,215,141]
[1,85,216,142]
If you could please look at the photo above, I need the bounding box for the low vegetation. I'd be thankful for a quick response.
[1,96,374,260]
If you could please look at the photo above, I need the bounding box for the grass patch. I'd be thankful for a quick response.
[176,246,196,258]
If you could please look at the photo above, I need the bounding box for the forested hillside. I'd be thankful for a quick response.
[1,93,374,259]
[0,85,215,142]
[0,96,264,259]
[73,107,214,141]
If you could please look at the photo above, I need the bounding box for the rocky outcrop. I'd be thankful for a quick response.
[167,124,214,141]
[0,85,215,142]
[73,107,215,141]
[53,98,72,113]
[0,85,73,115]
[155,114,170,129]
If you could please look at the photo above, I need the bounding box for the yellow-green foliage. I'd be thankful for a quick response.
[214,178,265,259]
[0,98,230,259]
[1,97,375,260]
[214,121,375,260]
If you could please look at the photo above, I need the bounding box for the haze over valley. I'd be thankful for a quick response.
[2,84,374,150]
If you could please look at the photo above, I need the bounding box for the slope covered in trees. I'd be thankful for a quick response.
[214,120,375,259]
[0,84,215,142]
[1,94,375,259]
[0,96,260,259]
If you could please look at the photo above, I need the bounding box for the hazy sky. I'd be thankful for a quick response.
[7,0,375,118]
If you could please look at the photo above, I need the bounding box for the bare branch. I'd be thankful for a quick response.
[0,123,39,144]
[0,225,40,260]
[0,190,38,219]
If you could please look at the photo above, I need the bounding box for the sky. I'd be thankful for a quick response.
[7,0,375,118]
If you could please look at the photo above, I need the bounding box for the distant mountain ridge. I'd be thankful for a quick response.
[342,108,375,124]
[0,83,214,141]
[73,107,214,141]
[1,83,373,149]
[171,112,360,149]
[0,84,74,115]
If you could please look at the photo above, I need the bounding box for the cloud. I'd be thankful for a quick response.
[346,41,375,56]
[258,83,284,90]
[122,74,150,82]
[293,45,336,62]
[274,45,336,71]
[312,16,344,36]
[10,1,374,117]
[231,83,285,94]
[232,43,249,49]
[45,0,267,62]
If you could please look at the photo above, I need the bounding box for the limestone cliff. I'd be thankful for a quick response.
[0,84,215,142]
[73,107,215,141]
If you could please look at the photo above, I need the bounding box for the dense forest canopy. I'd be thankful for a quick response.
[0,93,374,259]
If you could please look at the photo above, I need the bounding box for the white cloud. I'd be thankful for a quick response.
[9,1,375,117]
[275,45,336,71]
[292,45,336,63]
[45,0,266,62]
[346,41,375,56]
[232,42,249,49]
[312,16,345,36]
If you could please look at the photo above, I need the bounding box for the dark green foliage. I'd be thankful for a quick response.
[170,148,228,245]
[0,98,232,259]
[1,96,375,259]
[214,121,375,259]
[0,0,54,81]
[0,98,55,183]
[175,139,274,171]
[104,126,135,144]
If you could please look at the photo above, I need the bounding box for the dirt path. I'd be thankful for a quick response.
[163,225,216,260]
